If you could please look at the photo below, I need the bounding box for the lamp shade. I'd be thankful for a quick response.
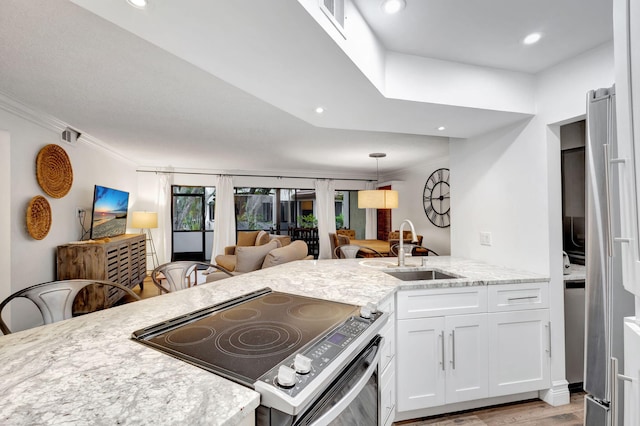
[131,211,158,229]
[357,190,399,209]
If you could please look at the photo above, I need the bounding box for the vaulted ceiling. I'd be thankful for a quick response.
[0,0,612,178]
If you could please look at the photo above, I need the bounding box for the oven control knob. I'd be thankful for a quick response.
[360,306,372,319]
[294,354,312,374]
[277,365,297,388]
[360,303,375,319]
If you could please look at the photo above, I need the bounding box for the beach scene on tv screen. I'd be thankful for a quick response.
[91,187,129,239]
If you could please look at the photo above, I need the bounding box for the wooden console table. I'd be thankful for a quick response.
[56,234,146,313]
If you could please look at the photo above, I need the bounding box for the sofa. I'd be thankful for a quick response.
[206,240,312,282]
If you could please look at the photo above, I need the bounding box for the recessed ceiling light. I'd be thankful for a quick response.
[437,126,446,131]
[127,0,147,9]
[523,32,542,45]
[315,107,325,114]
[382,0,406,14]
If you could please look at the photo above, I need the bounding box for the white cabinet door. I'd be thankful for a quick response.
[396,317,446,411]
[397,314,488,412]
[488,309,551,397]
[445,314,489,403]
[614,0,640,297]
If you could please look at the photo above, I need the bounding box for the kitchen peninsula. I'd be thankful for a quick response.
[0,257,547,425]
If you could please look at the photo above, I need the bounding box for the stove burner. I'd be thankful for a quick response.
[165,326,215,346]
[288,303,342,321]
[221,307,261,322]
[216,321,302,358]
[260,294,293,305]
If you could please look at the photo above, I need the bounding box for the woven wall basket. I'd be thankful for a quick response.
[36,144,73,198]
[26,195,52,240]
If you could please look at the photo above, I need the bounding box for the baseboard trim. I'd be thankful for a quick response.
[539,379,570,406]
[394,391,539,422]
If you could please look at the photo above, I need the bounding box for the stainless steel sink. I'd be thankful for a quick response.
[384,269,460,281]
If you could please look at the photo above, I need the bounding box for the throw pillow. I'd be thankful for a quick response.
[235,240,278,273]
[255,230,270,246]
[237,230,260,246]
[262,240,309,269]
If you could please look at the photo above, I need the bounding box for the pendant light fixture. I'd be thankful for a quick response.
[358,153,399,209]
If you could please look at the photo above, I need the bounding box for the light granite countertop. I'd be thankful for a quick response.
[0,256,548,425]
[563,263,586,282]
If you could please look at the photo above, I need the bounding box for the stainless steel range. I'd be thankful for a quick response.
[131,288,388,425]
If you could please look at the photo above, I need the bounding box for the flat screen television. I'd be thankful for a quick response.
[89,185,130,240]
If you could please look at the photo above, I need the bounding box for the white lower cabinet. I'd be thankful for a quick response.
[488,309,551,396]
[395,283,550,415]
[396,314,488,411]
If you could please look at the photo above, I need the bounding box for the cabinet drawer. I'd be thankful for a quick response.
[380,313,395,372]
[488,283,549,312]
[397,287,487,319]
[378,294,395,316]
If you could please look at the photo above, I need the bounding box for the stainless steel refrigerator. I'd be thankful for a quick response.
[584,86,635,426]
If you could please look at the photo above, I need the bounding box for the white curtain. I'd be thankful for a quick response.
[315,179,336,259]
[365,181,377,239]
[156,172,172,265]
[211,175,236,261]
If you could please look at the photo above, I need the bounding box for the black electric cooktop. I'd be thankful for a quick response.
[132,288,360,385]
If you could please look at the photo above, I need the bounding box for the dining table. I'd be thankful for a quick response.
[348,239,392,257]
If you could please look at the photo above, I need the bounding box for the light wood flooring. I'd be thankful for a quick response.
[394,392,584,426]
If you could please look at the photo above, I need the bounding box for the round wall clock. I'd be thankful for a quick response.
[423,168,450,228]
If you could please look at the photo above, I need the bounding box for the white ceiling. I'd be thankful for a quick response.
[353,0,613,74]
[0,0,613,178]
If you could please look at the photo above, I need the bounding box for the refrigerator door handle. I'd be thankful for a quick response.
[611,357,621,426]
[610,357,638,426]
[604,144,614,257]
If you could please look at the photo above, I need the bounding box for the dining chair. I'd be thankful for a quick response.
[152,261,232,294]
[390,243,439,257]
[334,244,384,259]
[0,279,141,335]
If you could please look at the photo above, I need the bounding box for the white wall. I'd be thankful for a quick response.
[0,131,10,316]
[1,107,137,333]
[386,158,451,256]
[450,41,615,405]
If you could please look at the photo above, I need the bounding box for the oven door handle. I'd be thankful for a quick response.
[308,339,381,426]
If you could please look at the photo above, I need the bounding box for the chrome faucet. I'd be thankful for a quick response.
[398,219,418,267]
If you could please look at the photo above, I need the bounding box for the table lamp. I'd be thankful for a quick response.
[131,211,159,270]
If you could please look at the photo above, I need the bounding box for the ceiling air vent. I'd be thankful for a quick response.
[319,0,346,38]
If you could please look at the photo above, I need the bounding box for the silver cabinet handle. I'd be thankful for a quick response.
[507,296,538,301]
[450,330,456,370]
[545,322,552,358]
[440,331,445,371]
